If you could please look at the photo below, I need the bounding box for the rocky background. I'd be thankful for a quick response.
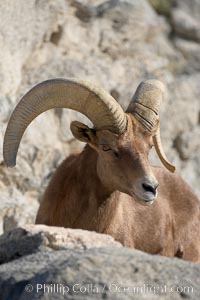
[0,0,200,234]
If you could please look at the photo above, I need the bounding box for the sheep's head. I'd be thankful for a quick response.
[3,78,175,205]
[71,115,158,205]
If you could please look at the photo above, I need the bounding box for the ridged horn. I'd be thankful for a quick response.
[126,79,175,173]
[3,78,127,167]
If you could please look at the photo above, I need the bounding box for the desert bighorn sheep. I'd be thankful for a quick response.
[3,78,200,261]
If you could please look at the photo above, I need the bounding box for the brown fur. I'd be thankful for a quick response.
[36,115,200,261]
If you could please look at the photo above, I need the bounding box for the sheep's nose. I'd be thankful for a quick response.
[142,182,158,196]
[133,176,159,202]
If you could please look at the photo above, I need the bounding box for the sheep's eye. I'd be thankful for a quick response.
[102,145,112,151]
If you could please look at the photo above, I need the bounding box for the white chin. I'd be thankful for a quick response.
[140,199,155,206]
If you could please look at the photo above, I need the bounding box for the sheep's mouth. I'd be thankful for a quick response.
[129,190,156,206]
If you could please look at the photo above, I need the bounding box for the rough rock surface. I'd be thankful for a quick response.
[0,0,199,233]
[0,225,199,300]
[171,0,200,42]
[0,225,122,264]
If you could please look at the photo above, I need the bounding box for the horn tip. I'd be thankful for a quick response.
[5,163,16,168]
[3,157,16,168]
[168,165,176,173]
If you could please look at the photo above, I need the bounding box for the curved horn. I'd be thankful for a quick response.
[126,79,175,173]
[153,128,175,173]
[3,78,127,167]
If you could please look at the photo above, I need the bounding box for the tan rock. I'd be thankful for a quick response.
[23,224,122,250]
[0,225,122,264]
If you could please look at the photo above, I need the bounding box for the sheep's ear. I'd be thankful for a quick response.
[70,121,96,143]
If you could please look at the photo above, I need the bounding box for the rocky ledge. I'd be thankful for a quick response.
[0,225,199,300]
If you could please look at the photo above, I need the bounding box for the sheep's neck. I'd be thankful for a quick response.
[78,145,112,208]
[72,145,121,232]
